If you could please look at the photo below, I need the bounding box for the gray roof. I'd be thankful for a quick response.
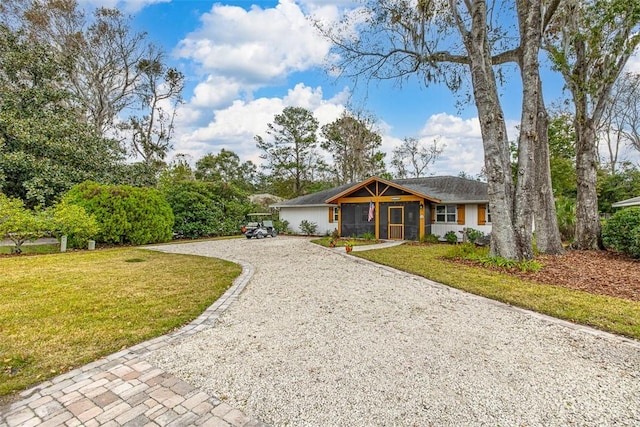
[394,176,488,202]
[272,176,488,207]
[612,196,640,208]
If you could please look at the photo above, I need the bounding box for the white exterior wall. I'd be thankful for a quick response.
[279,206,337,235]
[430,203,492,241]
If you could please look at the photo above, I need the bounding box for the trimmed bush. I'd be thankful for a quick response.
[602,207,640,258]
[62,181,174,245]
[50,203,99,249]
[0,194,49,253]
[161,181,252,238]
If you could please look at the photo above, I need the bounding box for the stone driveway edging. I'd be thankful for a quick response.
[1,255,267,427]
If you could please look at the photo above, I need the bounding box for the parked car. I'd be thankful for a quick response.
[241,213,277,239]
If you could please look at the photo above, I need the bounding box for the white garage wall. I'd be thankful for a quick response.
[279,206,338,235]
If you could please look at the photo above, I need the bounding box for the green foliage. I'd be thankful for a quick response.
[274,219,290,234]
[331,228,340,240]
[160,180,252,238]
[62,181,174,245]
[360,231,376,241]
[555,196,576,242]
[255,107,324,198]
[602,207,640,258]
[195,149,257,192]
[548,113,577,198]
[464,228,484,244]
[0,26,123,207]
[299,220,318,236]
[443,242,480,259]
[50,203,99,249]
[443,241,542,272]
[0,194,49,253]
[421,233,440,243]
[444,230,458,244]
[597,165,640,215]
[320,111,386,184]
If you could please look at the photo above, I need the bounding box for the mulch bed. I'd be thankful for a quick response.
[454,250,640,302]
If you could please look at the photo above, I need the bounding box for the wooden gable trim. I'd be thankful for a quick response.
[325,176,441,204]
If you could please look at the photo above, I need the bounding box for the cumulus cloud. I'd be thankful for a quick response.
[172,83,349,164]
[175,1,332,85]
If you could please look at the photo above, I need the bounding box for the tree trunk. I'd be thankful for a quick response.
[464,1,522,260]
[573,118,602,249]
[513,0,541,261]
[533,91,565,254]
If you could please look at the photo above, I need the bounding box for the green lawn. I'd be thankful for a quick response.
[0,248,241,398]
[354,244,640,340]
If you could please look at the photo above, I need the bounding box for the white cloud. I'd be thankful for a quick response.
[175,1,332,85]
[190,75,243,109]
[171,83,349,164]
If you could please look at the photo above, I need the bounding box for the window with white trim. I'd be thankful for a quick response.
[332,206,339,222]
[436,205,457,223]
[486,204,491,224]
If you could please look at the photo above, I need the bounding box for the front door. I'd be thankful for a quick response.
[388,206,404,240]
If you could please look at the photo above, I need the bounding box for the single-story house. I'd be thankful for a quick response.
[612,196,640,208]
[271,175,491,241]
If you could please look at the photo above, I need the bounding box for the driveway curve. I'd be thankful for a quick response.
[148,236,640,426]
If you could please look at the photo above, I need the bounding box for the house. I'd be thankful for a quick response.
[271,176,491,241]
[612,196,640,208]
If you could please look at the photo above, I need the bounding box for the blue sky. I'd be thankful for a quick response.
[80,0,640,177]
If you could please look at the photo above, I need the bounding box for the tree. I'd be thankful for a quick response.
[320,110,386,184]
[2,1,161,138]
[318,0,562,259]
[255,107,324,198]
[121,58,184,170]
[544,0,640,249]
[195,149,258,192]
[0,193,49,253]
[548,112,577,198]
[391,137,443,178]
[0,25,122,207]
[600,72,640,171]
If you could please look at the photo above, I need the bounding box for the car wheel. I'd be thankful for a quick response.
[271,230,277,237]
[246,235,252,239]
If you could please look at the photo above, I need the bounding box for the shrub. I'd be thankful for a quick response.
[360,231,376,241]
[421,234,440,244]
[274,219,290,234]
[50,203,99,249]
[464,228,484,244]
[161,181,251,238]
[0,194,49,253]
[602,207,640,258]
[62,181,174,245]
[444,242,480,259]
[299,220,318,236]
[556,196,576,242]
[330,228,340,240]
[444,230,458,244]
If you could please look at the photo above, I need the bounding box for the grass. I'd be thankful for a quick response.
[0,243,60,255]
[354,244,640,340]
[0,248,241,398]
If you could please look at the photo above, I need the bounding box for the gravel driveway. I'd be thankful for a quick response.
[148,236,640,426]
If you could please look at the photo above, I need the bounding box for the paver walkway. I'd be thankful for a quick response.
[0,257,266,427]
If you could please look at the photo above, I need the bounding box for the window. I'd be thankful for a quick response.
[486,204,491,224]
[436,205,457,223]
[333,207,339,222]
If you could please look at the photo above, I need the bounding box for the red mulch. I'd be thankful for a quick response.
[454,250,640,302]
